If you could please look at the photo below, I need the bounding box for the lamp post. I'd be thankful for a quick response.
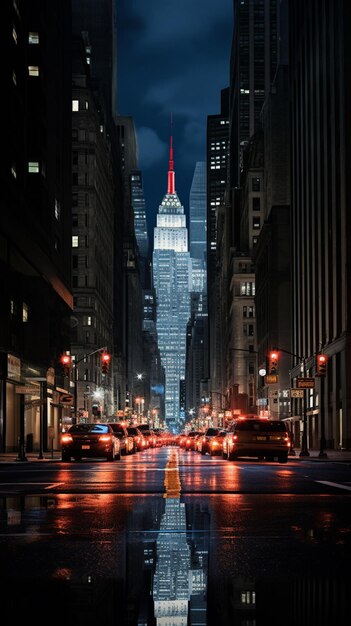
[73,346,107,424]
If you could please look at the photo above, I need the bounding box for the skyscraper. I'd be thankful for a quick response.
[189,161,207,263]
[152,133,190,430]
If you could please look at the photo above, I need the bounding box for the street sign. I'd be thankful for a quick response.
[290,388,304,398]
[15,385,39,395]
[265,374,278,384]
[60,393,74,405]
[296,377,315,389]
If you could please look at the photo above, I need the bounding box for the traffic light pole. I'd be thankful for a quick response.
[73,346,107,424]
[295,357,310,457]
[318,375,328,458]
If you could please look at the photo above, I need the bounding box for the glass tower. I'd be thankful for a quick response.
[153,134,190,430]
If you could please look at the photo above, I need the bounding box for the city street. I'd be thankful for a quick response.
[0,447,350,625]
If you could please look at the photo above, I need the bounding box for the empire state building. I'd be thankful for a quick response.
[152,133,190,430]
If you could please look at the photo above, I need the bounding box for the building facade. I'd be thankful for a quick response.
[152,136,190,430]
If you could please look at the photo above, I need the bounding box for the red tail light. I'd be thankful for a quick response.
[99,435,112,443]
[61,434,73,444]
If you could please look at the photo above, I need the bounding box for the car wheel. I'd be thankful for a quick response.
[115,450,121,460]
[265,455,274,461]
[106,451,114,462]
[61,454,71,462]
[74,456,82,462]
[278,455,288,463]
[222,450,227,459]
[228,450,238,461]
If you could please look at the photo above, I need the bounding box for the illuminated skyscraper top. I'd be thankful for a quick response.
[152,121,190,429]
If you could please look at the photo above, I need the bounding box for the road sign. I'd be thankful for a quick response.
[15,385,39,395]
[290,388,304,398]
[296,377,315,389]
[60,393,74,405]
[265,374,278,384]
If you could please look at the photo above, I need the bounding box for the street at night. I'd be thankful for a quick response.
[0,449,350,624]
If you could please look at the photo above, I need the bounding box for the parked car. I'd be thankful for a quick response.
[198,427,222,455]
[108,422,134,455]
[61,423,121,462]
[126,426,147,452]
[222,418,290,463]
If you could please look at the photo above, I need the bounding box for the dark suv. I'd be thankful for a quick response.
[223,418,290,463]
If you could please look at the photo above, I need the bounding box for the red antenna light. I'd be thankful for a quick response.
[167,112,175,194]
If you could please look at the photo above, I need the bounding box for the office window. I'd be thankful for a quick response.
[22,302,29,322]
[253,217,260,229]
[72,100,79,111]
[252,197,260,211]
[72,255,78,269]
[72,214,78,227]
[11,164,17,178]
[12,27,18,44]
[28,161,39,173]
[28,32,39,44]
[72,235,78,247]
[252,177,260,191]
[54,199,60,221]
[83,316,92,326]
[28,65,39,76]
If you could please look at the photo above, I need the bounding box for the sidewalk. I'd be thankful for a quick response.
[0,449,350,463]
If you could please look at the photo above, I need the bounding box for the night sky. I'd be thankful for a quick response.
[117,0,233,240]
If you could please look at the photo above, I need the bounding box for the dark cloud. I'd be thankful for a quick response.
[117,0,233,234]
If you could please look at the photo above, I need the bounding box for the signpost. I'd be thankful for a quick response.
[290,388,304,398]
[296,377,315,389]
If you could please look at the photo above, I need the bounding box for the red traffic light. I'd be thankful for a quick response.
[316,353,328,376]
[60,354,71,377]
[268,350,279,374]
[101,352,111,374]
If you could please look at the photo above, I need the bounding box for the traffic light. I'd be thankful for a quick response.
[268,350,279,375]
[316,353,328,376]
[60,354,71,377]
[101,352,111,374]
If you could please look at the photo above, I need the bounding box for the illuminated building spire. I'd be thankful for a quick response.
[167,112,175,194]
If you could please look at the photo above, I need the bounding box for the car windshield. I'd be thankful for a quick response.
[69,424,109,434]
[127,428,139,435]
[235,421,287,432]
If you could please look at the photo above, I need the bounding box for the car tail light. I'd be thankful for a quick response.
[61,434,73,444]
[99,435,112,443]
[232,435,238,441]
[283,436,290,444]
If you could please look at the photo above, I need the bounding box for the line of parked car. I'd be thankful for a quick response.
[177,417,293,463]
[61,422,173,462]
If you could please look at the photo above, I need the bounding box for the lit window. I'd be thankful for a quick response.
[85,101,89,110]
[10,300,16,315]
[28,161,39,173]
[28,32,39,44]
[83,316,92,326]
[28,65,39,76]
[22,302,29,322]
[12,27,18,44]
[12,71,17,85]
[72,100,79,111]
[54,199,60,220]
[11,164,17,179]
[72,235,79,247]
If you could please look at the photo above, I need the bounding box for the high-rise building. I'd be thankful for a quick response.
[189,162,207,263]
[206,89,230,403]
[230,0,279,189]
[152,134,190,430]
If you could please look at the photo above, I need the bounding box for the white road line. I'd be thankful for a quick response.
[316,480,351,492]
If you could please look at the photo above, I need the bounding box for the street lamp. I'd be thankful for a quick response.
[73,346,107,424]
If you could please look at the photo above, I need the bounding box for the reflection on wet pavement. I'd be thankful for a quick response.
[0,453,350,624]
